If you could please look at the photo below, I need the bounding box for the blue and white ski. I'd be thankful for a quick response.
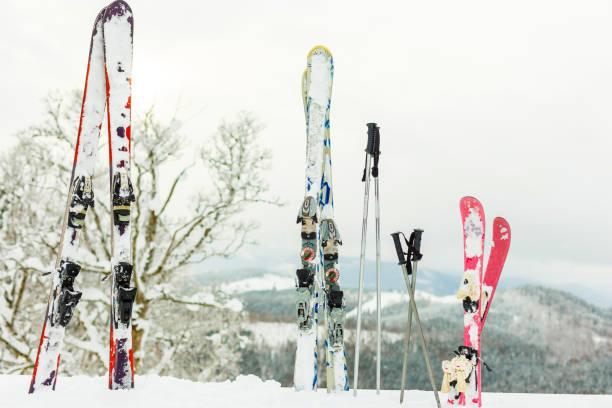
[294,46,347,392]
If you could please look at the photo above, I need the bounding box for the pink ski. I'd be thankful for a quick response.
[457,196,485,407]
[481,217,511,328]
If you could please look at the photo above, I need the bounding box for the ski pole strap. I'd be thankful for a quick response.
[361,154,368,182]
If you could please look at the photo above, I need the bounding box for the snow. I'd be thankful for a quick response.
[220,274,295,294]
[346,291,458,318]
[4,374,612,408]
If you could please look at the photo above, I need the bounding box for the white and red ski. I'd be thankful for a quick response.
[29,1,136,393]
[103,0,136,390]
[29,6,108,394]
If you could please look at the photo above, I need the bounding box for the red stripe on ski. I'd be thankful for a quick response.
[53,354,60,390]
[28,319,47,392]
[105,66,113,167]
[109,326,115,389]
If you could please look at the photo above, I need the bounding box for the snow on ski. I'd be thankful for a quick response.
[103,0,137,390]
[29,6,108,394]
[481,217,511,327]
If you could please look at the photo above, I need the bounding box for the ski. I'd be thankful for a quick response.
[29,1,136,393]
[294,45,344,391]
[29,6,108,394]
[455,196,485,407]
[443,200,510,406]
[315,47,348,393]
[481,217,510,327]
[103,0,137,390]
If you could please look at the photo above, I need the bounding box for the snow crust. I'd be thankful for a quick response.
[4,374,612,408]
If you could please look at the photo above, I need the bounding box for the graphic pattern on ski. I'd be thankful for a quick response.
[29,1,136,393]
[29,6,108,394]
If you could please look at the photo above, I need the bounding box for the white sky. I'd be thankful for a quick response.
[2,0,612,299]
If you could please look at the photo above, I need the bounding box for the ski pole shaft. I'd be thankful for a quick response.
[399,260,418,403]
[400,263,441,408]
[353,154,371,397]
[374,176,382,394]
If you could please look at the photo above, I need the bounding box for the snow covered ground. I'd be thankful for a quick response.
[3,374,611,408]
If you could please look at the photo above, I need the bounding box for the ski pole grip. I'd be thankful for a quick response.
[411,229,423,254]
[391,232,407,265]
[366,123,380,155]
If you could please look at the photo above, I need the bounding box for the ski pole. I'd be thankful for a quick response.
[353,122,379,396]
[372,130,382,394]
[399,261,417,403]
[399,230,422,403]
[391,232,441,408]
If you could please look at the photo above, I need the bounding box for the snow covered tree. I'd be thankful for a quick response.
[0,90,278,380]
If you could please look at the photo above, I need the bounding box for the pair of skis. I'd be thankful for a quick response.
[293,46,348,392]
[441,196,510,406]
[29,1,136,393]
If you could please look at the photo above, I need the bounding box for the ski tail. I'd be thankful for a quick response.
[481,217,511,327]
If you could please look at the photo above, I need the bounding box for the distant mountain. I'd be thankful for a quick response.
[189,258,612,307]
[234,283,612,393]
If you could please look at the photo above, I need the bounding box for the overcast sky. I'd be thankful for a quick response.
[3,0,612,301]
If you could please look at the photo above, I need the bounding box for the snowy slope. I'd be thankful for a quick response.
[3,375,611,408]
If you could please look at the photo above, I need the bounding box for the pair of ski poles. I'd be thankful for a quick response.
[351,124,439,408]
[391,231,441,408]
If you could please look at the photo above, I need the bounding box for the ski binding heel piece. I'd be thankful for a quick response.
[53,260,83,327]
[68,176,94,229]
[295,268,315,330]
[327,290,345,348]
[114,262,137,326]
[112,173,135,226]
[117,286,137,325]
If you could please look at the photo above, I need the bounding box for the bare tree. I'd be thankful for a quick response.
[0,90,279,379]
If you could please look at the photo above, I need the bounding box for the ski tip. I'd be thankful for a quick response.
[104,0,133,21]
[307,45,333,59]
[493,216,511,241]
[460,196,483,210]
[91,6,107,40]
